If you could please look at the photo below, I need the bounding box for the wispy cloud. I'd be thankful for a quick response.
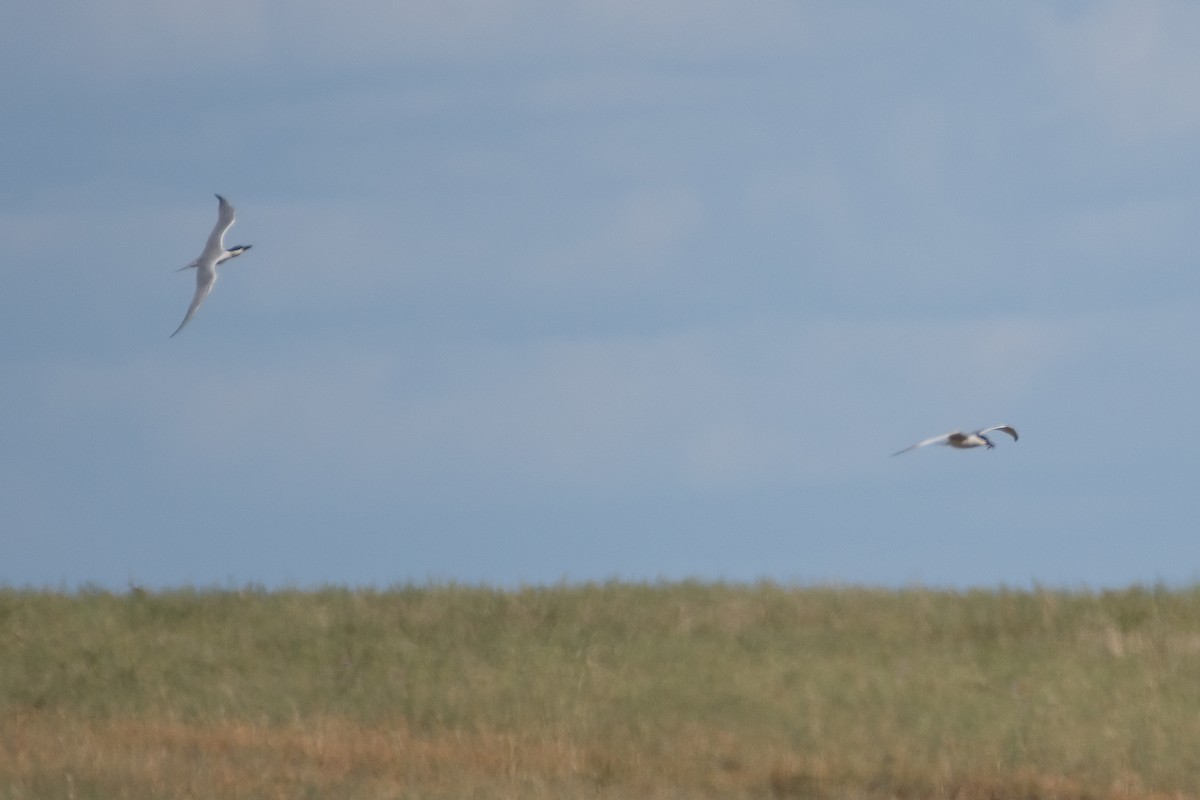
[24,311,1081,510]
[525,188,704,291]
[1037,0,1200,140]
[2,0,823,96]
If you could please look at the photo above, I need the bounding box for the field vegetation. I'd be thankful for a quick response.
[3,582,1200,799]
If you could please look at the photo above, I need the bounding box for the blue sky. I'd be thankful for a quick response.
[3,2,1200,589]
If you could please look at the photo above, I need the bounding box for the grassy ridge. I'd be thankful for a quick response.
[3,582,1200,798]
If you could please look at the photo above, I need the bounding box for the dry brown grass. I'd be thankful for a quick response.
[7,710,1191,800]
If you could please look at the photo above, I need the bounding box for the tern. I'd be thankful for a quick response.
[891,425,1019,457]
[170,194,252,337]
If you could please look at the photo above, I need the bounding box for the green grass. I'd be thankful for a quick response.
[4,582,1200,798]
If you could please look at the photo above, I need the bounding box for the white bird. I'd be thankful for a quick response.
[170,194,252,337]
[891,425,1019,456]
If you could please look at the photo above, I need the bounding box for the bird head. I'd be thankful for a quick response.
[227,245,252,257]
[981,435,994,449]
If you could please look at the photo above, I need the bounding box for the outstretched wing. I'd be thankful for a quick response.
[200,194,236,261]
[891,432,953,457]
[978,425,1018,442]
[170,262,217,337]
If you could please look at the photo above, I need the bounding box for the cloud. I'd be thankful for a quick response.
[24,310,1081,514]
[525,187,705,292]
[0,0,266,91]
[265,0,816,67]
[2,0,823,97]
[1036,0,1200,140]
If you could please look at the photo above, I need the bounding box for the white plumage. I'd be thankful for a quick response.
[892,426,1019,457]
[171,194,252,337]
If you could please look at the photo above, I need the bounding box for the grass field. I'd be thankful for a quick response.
[3,582,1200,799]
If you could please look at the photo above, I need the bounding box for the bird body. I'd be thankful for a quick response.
[171,194,252,337]
[892,425,1018,456]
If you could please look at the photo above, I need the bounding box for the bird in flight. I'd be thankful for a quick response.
[171,194,252,337]
[891,425,1019,456]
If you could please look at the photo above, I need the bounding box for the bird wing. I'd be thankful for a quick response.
[978,425,1018,442]
[200,194,236,261]
[891,432,953,456]
[170,262,217,337]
